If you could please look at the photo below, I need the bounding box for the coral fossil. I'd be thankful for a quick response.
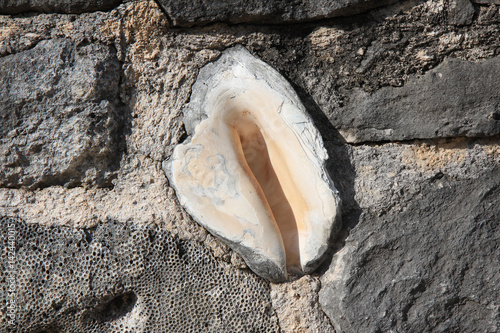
[166,46,341,282]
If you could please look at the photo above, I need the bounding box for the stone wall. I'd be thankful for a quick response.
[0,0,499,332]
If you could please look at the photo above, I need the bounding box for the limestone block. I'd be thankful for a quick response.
[166,46,341,282]
[319,139,500,333]
[0,39,123,189]
[331,56,500,143]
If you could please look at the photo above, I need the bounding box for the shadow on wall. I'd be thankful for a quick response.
[292,83,361,274]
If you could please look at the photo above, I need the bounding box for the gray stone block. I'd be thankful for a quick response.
[319,141,500,333]
[472,0,500,4]
[448,0,475,25]
[0,0,121,14]
[329,57,500,143]
[0,39,124,188]
[156,0,400,27]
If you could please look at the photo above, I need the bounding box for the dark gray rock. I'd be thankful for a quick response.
[448,0,475,25]
[328,57,500,143]
[0,216,279,332]
[156,0,399,27]
[0,0,121,14]
[0,39,124,188]
[472,0,500,4]
[319,140,500,333]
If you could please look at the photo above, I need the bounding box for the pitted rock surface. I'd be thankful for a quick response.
[0,216,279,333]
[0,39,125,189]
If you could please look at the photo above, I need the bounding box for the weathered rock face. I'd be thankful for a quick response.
[0,0,121,14]
[271,275,335,333]
[156,0,400,27]
[0,38,124,188]
[319,139,500,332]
[332,56,500,143]
[449,0,475,25]
[0,216,279,332]
[473,0,500,4]
[0,0,499,332]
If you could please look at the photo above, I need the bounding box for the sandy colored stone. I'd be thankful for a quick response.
[271,276,335,333]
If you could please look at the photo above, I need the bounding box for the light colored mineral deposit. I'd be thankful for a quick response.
[165,46,341,282]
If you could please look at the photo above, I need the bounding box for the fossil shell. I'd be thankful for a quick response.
[165,46,341,282]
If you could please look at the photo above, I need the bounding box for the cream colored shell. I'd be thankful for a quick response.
[166,46,341,282]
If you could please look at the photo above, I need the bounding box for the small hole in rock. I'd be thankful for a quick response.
[91,292,138,322]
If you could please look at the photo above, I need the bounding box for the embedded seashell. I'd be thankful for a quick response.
[165,46,341,282]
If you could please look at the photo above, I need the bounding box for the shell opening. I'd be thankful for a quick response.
[229,110,302,272]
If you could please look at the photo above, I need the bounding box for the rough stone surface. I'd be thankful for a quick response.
[0,216,279,332]
[0,0,121,14]
[0,0,499,332]
[319,137,500,333]
[448,0,475,25]
[156,0,400,27]
[271,276,335,333]
[332,56,500,143]
[472,0,500,4]
[0,38,124,189]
